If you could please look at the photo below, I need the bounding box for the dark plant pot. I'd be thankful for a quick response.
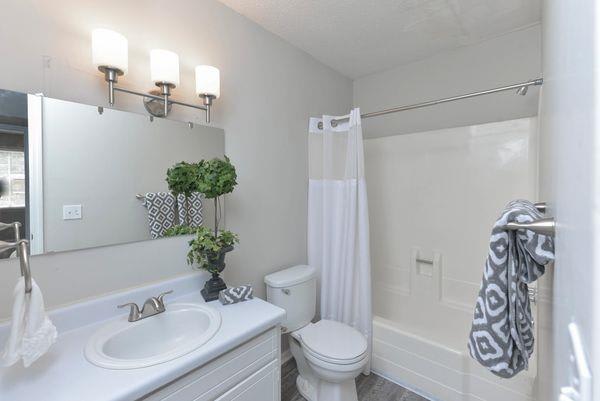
[200,245,234,302]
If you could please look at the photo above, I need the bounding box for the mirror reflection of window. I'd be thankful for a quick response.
[0,150,26,208]
[0,89,28,258]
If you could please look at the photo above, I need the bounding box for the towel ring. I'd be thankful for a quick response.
[0,222,32,293]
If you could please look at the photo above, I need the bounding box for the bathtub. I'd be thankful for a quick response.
[371,316,537,401]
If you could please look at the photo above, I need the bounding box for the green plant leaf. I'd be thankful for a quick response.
[186,226,239,272]
[166,161,199,196]
[196,157,238,199]
[163,225,197,237]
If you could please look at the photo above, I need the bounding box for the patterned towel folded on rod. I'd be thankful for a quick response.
[219,286,254,305]
[468,199,554,378]
[142,192,176,239]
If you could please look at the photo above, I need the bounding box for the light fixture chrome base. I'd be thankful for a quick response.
[143,89,173,118]
[98,65,213,122]
[199,94,216,123]
[99,66,124,106]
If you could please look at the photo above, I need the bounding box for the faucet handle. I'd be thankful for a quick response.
[157,290,173,307]
[118,302,141,322]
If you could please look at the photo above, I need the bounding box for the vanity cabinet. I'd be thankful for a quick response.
[214,360,279,401]
[140,327,281,401]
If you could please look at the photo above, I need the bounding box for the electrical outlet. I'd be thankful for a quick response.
[63,205,82,220]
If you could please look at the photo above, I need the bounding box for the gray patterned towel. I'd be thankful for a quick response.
[468,199,554,378]
[219,286,254,305]
[177,193,204,227]
[143,192,176,239]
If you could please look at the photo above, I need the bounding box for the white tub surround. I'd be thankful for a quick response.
[365,117,539,401]
[0,274,285,401]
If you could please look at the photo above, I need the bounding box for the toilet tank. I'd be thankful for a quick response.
[264,265,317,333]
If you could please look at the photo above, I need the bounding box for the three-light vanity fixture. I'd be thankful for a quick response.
[92,28,220,122]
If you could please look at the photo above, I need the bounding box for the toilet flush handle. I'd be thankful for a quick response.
[282,288,291,295]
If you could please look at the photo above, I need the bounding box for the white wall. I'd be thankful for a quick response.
[353,25,542,139]
[0,0,352,319]
[538,1,598,400]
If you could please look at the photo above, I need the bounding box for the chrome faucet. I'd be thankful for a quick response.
[118,290,173,322]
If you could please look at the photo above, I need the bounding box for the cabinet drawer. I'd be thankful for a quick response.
[141,328,279,401]
[213,360,279,401]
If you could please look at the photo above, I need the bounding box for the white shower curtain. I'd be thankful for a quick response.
[308,108,372,373]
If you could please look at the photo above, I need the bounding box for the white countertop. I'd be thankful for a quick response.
[0,275,285,401]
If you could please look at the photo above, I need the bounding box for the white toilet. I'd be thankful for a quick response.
[265,265,368,401]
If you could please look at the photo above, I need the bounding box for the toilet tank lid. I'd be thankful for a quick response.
[264,265,317,288]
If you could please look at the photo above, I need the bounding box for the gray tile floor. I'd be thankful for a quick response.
[281,359,430,401]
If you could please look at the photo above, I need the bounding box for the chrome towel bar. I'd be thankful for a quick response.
[504,218,556,236]
[503,202,556,237]
[533,202,546,214]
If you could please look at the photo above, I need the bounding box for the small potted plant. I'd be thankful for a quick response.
[187,156,238,301]
[166,161,198,226]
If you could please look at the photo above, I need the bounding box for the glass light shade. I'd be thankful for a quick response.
[92,29,128,74]
[150,49,180,87]
[195,65,220,98]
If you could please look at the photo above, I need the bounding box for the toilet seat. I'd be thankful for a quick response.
[296,320,368,365]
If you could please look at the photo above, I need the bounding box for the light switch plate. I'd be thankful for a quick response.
[63,204,82,220]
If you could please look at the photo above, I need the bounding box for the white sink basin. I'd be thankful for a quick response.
[85,303,221,369]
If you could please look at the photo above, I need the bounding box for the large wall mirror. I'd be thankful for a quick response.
[0,89,224,258]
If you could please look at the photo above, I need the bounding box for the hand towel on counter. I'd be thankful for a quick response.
[1,278,57,368]
[177,192,203,227]
[468,199,554,378]
[143,192,176,238]
[219,285,254,305]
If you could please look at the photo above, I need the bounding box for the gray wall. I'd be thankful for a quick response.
[0,0,352,319]
[42,97,224,253]
[353,25,542,138]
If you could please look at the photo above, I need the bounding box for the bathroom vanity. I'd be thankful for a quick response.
[0,274,285,401]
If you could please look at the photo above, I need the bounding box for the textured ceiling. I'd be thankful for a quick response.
[218,0,541,78]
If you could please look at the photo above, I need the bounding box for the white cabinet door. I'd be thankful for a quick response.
[214,360,279,401]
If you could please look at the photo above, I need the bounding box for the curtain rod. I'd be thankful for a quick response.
[318,78,543,129]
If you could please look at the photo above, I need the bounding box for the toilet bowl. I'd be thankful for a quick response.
[265,265,368,401]
[292,320,368,401]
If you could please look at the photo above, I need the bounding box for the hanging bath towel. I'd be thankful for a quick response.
[143,192,176,238]
[176,192,203,227]
[468,199,554,378]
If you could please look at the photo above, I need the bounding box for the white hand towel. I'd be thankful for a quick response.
[1,277,57,367]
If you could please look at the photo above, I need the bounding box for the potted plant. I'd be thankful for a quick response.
[166,161,198,226]
[188,156,238,301]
